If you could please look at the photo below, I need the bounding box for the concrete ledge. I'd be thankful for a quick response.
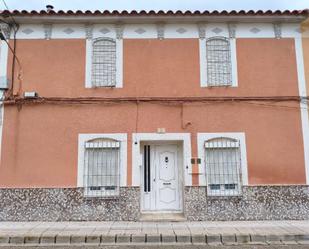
[40,236,55,244]
[101,235,115,244]
[131,234,146,243]
[192,234,206,244]
[221,234,236,245]
[146,234,160,243]
[9,236,24,244]
[161,234,176,243]
[0,237,9,244]
[176,235,191,243]
[206,234,222,245]
[70,235,86,244]
[117,235,131,243]
[55,235,70,244]
[236,234,251,244]
[85,235,101,244]
[0,233,309,247]
[24,236,40,244]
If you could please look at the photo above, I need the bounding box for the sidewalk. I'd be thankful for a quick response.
[0,220,309,246]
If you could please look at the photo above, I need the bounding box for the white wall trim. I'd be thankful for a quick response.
[230,38,238,87]
[197,132,248,186]
[0,41,7,170]
[0,41,9,88]
[199,38,207,87]
[15,23,302,40]
[84,38,123,88]
[85,39,92,88]
[294,37,309,184]
[116,39,123,88]
[132,133,192,186]
[0,91,4,166]
[77,133,127,187]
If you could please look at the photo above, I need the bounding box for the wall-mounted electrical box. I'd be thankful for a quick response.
[157,128,166,134]
[24,91,38,98]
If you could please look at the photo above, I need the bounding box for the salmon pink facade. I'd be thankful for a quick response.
[0,10,308,221]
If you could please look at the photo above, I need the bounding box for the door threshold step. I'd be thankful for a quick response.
[140,213,186,221]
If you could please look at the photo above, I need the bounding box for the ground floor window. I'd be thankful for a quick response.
[205,137,242,196]
[84,139,120,197]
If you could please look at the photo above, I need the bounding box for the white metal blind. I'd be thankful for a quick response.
[92,38,116,87]
[205,138,241,196]
[206,37,232,86]
[84,139,120,197]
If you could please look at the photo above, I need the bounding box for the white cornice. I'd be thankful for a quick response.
[14,23,302,40]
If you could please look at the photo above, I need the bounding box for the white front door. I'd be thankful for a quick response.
[142,143,182,212]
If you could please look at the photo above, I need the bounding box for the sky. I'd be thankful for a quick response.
[1,0,309,12]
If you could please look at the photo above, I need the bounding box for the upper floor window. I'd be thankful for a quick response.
[199,36,238,87]
[206,37,232,86]
[92,38,116,87]
[85,37,123,88]
[205,137,242,196]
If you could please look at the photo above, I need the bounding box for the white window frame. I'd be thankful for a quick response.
[197,133,248,190]
[85,38,123,88]
[0,40,9,89]
[199,37,238,87]
[77,133,127,197]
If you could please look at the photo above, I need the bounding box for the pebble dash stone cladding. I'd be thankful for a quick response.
[185,186,309,221]
[0,186,308,221]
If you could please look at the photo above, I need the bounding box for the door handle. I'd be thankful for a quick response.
[163,182,171,185]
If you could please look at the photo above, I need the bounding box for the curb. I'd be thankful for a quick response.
[1,233,308,246]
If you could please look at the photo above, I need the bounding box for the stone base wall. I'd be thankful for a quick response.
[0,187,140,221]
[0,186,308,221]
[185,186,309,220]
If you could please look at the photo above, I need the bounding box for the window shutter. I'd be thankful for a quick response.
[206,37,232,86]
[84,139,120,197]
[205,137,242,196]
[92,38,116,87]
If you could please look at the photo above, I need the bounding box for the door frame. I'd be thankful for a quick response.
[132,133,192,187]
[132,133,192,213]
[140,141,184,213]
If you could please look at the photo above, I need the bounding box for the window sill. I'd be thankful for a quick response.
[201,84,237,88]
[84,194,120,199]
[85,83,123,89]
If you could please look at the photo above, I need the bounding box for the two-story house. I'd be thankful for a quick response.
[0,8,308,221]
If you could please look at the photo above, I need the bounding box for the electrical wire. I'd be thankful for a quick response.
[0,0,22,97]
[3,95,309,112]
[1,0,18,31]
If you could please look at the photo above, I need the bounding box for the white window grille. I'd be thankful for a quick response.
[206,37,232,86]
[92,38,116,87]
[84,138,120,197]
[205,137,242,196]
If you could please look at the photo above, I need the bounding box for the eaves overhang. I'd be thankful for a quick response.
[0,10,308,24]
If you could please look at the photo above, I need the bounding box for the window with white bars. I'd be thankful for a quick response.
[92,38,116,87]
[205,137,242,196]
[206,37,232,86]
[83,138,120,197]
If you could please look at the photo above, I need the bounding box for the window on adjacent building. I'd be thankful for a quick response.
[206,37,232,86]
[205,137,242,196]
[92,38,117,87]
[83,138,120,197]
